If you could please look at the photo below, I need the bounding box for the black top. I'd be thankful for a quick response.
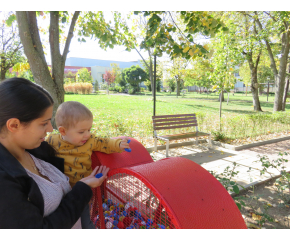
[0,141,92,229]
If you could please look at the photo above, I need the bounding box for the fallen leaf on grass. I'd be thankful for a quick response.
[251,213,262,221]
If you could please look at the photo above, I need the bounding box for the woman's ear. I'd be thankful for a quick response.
[6,118,21,133]
[58,126,66,136]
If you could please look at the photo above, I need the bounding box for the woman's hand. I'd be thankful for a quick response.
[79,165,110,188]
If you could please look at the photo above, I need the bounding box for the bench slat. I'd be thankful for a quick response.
[152,113,196,119]
[155,124,197,131]
[154,120,198,128]
[159,131,210,140]
[153,117,197,123]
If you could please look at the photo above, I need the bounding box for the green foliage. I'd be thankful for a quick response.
[211,130,227,141]
[76,68,93,83]
[78,12,136,51]
[208,162,243,195]
[0,15,25,80]
[122,65,148,88]
[256,152,290,204]
[134,11,227,60]
[165,78,176,92]
[144,80,152,91]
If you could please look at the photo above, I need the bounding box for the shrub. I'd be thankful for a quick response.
[64,82,93,94]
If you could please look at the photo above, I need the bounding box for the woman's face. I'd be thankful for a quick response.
[15,106,54,149]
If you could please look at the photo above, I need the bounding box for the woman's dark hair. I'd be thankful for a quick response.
[0,78,54,130]
[0,78,56,154]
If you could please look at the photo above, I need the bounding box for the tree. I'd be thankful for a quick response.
[246,11,290,112]
[166,57,188,96]
[110,63,122,84]
[164,78,176,92]
[14,11,136,127]
[65,71,76,82]
[239,62,251,96]
[211,12,264,111]
[183,58,213,94]
[132,11,229,96]
[122,65,147,93]
[0,13,24,81]
[141,58,163,92]
[76,68,92,83]
[103,69,116,94]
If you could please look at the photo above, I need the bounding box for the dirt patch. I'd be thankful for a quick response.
[236,178,290,229]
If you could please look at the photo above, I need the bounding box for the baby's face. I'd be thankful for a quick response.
[62,118,93,146]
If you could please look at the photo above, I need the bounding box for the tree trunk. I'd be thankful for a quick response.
[176,79,180,96]
[282,63,290,111]
[255,14,290,112]
[0,68,6,81]
[219,90,225,102]
[244,50,262,111]
[273,31,290,111]
[16,11,80,128]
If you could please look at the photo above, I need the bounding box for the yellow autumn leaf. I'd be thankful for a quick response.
[183,46,190,53]
[252,213,262,221]
[203,44,209,51]
[194,48,199,54]
[165,31,169,36]
[188,48,194,56]
[229,68,234,71]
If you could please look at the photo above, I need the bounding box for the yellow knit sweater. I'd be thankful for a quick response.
[46,133,122,186]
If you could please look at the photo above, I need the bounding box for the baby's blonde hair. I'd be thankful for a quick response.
[55,101,93,129]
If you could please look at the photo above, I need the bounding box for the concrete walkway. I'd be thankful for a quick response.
[150,139,290,194]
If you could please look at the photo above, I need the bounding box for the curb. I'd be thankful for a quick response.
[214,135,290,151]
[145,135,290,153]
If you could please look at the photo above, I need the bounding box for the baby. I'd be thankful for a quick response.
[46,101,129,228]
[46,101,129,187]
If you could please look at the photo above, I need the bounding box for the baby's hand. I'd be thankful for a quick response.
[119,137,130,151]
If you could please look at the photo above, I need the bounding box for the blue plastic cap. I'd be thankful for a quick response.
[95,173,103,178]
[125,148,131,152]
[127,139,131,143]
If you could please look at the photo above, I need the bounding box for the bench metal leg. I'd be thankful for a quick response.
[208,133,212,147]
[196,137,198,145]
[166,140,169,158]
[154,137,157,151]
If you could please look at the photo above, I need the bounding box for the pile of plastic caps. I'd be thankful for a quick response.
[94,198,167,229]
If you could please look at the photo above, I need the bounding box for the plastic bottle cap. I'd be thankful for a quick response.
[95,173,103,178]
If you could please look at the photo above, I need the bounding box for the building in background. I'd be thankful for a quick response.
[65,57,144,87]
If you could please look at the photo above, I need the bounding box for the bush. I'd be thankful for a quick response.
[108,86,116,91]
[128,86,139,95]
[64,82,93,94]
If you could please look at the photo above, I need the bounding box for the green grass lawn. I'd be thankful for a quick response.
[65,92,290,146]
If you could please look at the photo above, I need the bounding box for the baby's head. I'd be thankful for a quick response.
[55,101,93,146]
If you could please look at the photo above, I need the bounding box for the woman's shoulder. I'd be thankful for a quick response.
[27,142,65,173]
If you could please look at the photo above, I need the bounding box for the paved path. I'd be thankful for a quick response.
[150,140,290,193]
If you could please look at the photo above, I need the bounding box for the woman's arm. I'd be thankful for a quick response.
[0,171,92,229]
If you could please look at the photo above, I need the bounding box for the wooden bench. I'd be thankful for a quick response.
[152,113,212,157]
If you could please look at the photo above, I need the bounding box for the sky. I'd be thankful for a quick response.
[1,1,287,66]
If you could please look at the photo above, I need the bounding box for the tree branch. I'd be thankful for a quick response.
[62,11,80,62]
[254,11,278,76]
[168,11,188,40]
[134,47,150,69]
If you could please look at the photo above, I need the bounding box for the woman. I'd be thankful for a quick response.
[0,78,109,228]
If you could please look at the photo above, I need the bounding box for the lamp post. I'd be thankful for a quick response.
[153,54,157,116]
[267,77,270,102]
